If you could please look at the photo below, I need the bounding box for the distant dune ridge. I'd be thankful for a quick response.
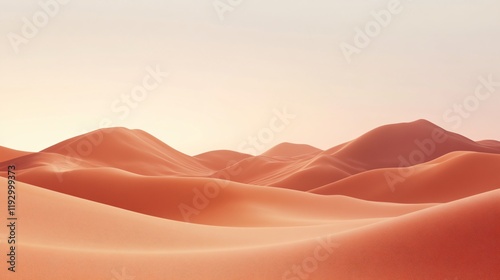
[1,120,499,279]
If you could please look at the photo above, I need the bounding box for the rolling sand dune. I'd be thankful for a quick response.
[262,142,323,158]
[194,150,252,170]
[41,128,212,176]
[0,147,31,162]
[328,120,500,169]
[310,151,500,203]
[1,120,499,279]
[209,120,500,191]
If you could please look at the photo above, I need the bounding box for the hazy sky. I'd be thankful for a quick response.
[1,0,499,155]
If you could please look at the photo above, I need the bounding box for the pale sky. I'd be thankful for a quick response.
[1,0,499,155]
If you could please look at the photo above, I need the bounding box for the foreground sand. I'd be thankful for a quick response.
[1,120,499,279]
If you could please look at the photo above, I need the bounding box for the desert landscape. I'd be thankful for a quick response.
[2,0,499,279]
[1,119,499,279]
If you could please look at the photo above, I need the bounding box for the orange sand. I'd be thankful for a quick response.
[1,120,499,279]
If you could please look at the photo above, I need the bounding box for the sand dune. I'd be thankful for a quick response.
[262,142,322,158]
[1,179,498,280]
[0,146,31,162]
[41,128,212,176]
[310,151,500,203]
[194,150,251,170]
[208,120,500,191]
[1,120,499,279]
[329,119,500,168]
